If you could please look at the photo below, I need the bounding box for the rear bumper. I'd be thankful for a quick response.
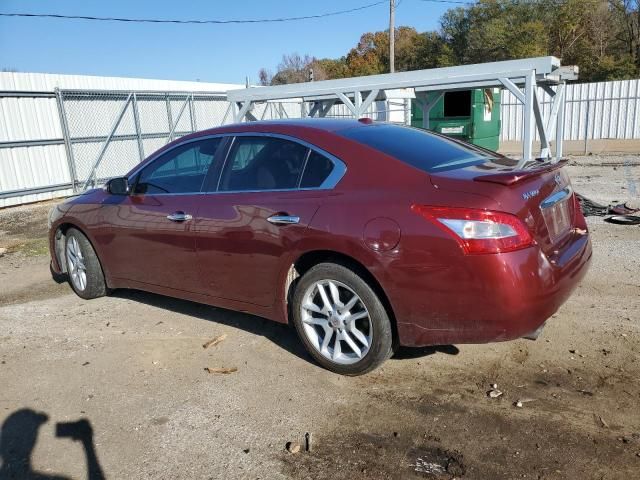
[389,231,592,347]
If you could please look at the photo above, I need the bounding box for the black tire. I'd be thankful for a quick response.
[64,228,108,300]
[291,262,394,375]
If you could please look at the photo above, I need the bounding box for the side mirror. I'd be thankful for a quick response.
[106,177,130,195]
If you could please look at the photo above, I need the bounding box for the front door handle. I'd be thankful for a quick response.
[267,214,300,225]
[167,211,193,222]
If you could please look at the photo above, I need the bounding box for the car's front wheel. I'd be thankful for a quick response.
[64,228,108,300]
[291,262,394,375]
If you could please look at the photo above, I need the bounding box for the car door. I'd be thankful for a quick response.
[195,134,345,307]
[99,136,224,292]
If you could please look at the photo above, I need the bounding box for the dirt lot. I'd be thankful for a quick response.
[1,155,639,480]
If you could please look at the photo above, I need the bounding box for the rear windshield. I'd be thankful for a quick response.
[339,124,497,172]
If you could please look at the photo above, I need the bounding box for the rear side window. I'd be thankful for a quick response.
[219,136,308,191]
[339,124,495,173]
[301,151,334,188]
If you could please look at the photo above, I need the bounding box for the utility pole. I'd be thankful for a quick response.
[389,0,395,73]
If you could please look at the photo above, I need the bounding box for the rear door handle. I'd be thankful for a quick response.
[167,211,193,222]
[267,214,300,225]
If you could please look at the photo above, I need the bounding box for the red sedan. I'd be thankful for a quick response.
[49,119,592,375]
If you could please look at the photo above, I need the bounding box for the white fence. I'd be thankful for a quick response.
[501,79,640,144]
[3,72,640,208]
[0,73,242,208]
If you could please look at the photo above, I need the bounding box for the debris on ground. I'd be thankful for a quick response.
[604,215,640,225]
[202,334,227,349]
[0,247,6,257]
[304,432,312,452]
[577,389,594,396]
[410,447,466,477]
[595,414,610,428]
[204,366,237,374]
[576,193,640,225]
[487,384,503,398]
[286,442,301,454]
[514,398,536,408]
[411,458,446,475]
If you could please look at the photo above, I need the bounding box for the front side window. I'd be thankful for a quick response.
[219,136,308,191]
[134,137,222,194]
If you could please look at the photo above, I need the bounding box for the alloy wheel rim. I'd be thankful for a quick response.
[300,279,372,365]
[66,236,87,291]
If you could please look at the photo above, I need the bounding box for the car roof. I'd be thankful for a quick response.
[196,118,370,136]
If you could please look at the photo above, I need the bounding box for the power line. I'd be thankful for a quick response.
[415,0,471,4]
[0,1,390,25]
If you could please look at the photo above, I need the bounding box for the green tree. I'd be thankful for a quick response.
[258,0,640,84]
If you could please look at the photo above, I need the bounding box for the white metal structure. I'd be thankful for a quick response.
[227,56,578,167]
[501,78,640,150]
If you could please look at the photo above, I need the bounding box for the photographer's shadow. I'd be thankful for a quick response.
[0,409,105,480]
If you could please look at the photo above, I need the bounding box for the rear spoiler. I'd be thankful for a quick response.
[473,159,568,186]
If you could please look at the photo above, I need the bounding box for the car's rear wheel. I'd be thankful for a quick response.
[291,262,393,375]
[64,228,108,300]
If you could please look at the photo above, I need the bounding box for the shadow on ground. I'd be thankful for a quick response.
[0,409,105,480]
[111,289,457,368]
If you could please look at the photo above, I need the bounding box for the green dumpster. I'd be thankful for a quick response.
[411,89,501,151]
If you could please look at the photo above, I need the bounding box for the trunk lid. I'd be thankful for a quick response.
[429,158,577,255]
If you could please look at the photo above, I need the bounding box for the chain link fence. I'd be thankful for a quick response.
[57,90,232,189]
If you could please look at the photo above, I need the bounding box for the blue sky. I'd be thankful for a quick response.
[0,0,452,84]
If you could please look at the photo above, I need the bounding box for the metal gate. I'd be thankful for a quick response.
[56,89,231,190]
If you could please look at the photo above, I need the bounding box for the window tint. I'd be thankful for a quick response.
[219,136,308,191]
[339,124,496,173]
[135,138,221,194]
[300,151,334,188]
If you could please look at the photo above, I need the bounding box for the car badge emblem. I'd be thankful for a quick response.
[554,173,563,186]
[522,189,539,200]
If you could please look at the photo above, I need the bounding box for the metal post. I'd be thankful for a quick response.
[389,0,395,73]
[354,91,362,117]
[54,88,78,192]
[165,94,174,141]
[556,83,565,160]
[168,95,191,141]
[308,101,322,118]
[522,70,535,164]
[83,94,133,190]
[415,92,443,130]
[532,89,550,159]
[234,101,254,122]
[336,92,358,117]
[131,93,145,162]
[319,100,336,117]
[584,99,590,155]
[404,98,411,125]
[220,102,232,125]
[188,93,197,132]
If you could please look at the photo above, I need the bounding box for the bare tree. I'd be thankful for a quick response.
[258,68,272,86]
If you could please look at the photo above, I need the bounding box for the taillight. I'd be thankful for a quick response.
[411,205,534,255]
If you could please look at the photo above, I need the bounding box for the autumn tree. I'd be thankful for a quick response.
[258,0,640,84]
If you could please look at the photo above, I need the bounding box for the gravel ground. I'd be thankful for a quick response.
[0,155,639,480]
